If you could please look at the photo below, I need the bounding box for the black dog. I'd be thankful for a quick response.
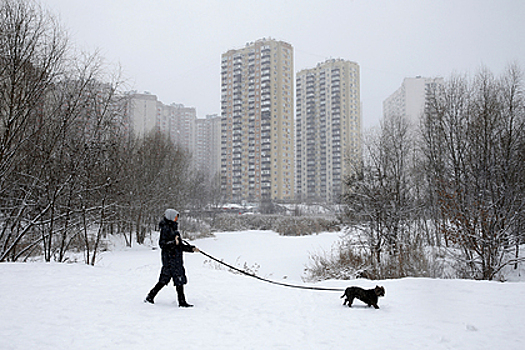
[341,286,385,309]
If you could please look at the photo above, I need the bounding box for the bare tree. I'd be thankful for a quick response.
[116,131,193,246]
[0,0,206,263]
[0,0,129,263]
[0,0,66,188]
[423,65,525,280]
[343,114,425,278]
[0,0,68,261]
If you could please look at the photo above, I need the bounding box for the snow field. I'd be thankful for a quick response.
[1,230,524,349]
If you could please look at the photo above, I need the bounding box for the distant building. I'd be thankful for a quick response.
[295,59,361,203]
[125,92,196,153]
[126,92,158,137]
[220,38,294,202]
[383,76,444,125]
[124,92,221,177]
[162,103,196,154]
[195,114,221,179]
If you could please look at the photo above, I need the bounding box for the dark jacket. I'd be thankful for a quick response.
[158,218,195,286]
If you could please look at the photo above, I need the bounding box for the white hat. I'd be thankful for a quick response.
[164,209,179,221]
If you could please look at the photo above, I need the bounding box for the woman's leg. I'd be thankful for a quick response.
[145,282,165,304]
[175,285,193,307]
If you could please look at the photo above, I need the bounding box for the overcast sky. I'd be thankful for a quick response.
[43,0,525,128]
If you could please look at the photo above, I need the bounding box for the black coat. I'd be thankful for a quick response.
[158,218,195,286]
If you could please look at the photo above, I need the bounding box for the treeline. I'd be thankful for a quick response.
[335,65,525,281]
[0,0,215,264]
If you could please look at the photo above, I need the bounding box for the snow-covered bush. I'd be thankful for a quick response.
[303,242,367,282]
[210,214,340,235]
[179,216,213,240]
[273,216,340,236]
[304,228,449,281]
[212,214,250,231]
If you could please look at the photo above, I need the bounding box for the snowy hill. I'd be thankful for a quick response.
[1,230,524,349]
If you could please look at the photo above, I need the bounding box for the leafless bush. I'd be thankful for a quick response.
[273,216,341,236]
[209,213,340,235]
[202,256,260,276]
[304,241,367,282]
[179,216,213,240]
[304,231,447,281]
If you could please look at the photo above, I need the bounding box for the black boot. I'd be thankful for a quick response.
[145,282,164,304]
[176,285,193,307]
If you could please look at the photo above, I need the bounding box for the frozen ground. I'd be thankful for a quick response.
[1,230,525,349]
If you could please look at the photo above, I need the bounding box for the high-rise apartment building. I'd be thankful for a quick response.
[295,59,361,203]
[125,92,221,181]
[220,38,294,202]
[163,103,196,154]
[126,92,158,137]
[195,114,221,179]
[383,76,444,124]
[125,92,197,153]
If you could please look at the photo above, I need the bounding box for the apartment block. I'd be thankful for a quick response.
[125,92,196,153]
[383,76,444,124]
[295,59,361,203]
[220,38,294,202]
[163,103,196,154]
[195,114,221,179]
[126,92,158,137]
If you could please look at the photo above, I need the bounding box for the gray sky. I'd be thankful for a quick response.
[43,0,525,128]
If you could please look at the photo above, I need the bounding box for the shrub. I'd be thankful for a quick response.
[303,241,368,282]
[304,229,448,281]
[179,216,214,240]
[208,213,341,235]
[273,216,341,236]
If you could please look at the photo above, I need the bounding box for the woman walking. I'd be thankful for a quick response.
[145,209,199,307]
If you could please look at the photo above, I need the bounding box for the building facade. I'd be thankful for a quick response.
[125,92,197,153]
[195,114,221,179]
[383,76,444,125]
[220,38,294,202]
[126,92,158,137]
[162,103,196,154]
[295,59,361,203]
[126,92,222,180]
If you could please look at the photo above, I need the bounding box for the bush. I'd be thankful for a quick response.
[209,213,341,235]
[304,229,448,281]
[273,216,341,236]
[303,241,368,282]
[179,216,214,240]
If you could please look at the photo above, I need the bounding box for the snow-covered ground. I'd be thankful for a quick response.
[1,230,524,349]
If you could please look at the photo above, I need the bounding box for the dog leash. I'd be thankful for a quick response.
[199,249,345,292]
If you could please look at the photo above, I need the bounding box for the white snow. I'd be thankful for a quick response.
[1,230,525,349]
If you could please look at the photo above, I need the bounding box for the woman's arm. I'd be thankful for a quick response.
[176,232,199,252]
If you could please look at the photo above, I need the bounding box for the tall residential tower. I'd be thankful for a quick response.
[195,114,221,179]
[220,38,294,202]
[295,59,361,203]
[383,76,444,125]
[125,92,199,155]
